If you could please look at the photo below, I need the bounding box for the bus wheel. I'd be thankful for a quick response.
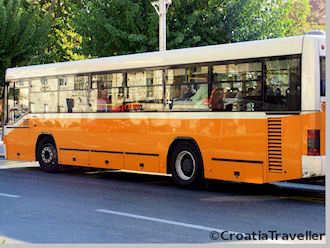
[37,139,60,173]
[170,141,204,187]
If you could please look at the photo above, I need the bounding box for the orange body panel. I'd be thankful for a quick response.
[3,111,325,184]
[89,152,123,169]
[60,150,89,167]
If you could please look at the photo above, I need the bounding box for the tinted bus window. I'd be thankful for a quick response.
[166,66,209,111]
[264,57,301,111]
[211,62,262,112]
[320,57,326,96]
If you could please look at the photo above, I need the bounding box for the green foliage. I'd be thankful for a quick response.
[74,0,313,57]
[0,0,51,84]
[74,0,158,57]
[288,0,312,35]
[30,0,85,63]
[167,0,228,49]
[225,0,311,42]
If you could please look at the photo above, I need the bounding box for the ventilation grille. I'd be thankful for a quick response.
[268,118,283,173]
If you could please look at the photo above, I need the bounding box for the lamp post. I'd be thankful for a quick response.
[151,0,172,51]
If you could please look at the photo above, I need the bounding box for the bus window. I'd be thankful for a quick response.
[31,77,58,92]
[75,75,89,90]
[92,73,112,112]
[30,91,58,113]
[264,57,301,111]
[58,75,91,113]
[211,62,262,112]
[30,78,58,113]
[8,80,29,123]
[92,73,112,90]
[126,70,163,112]
[92,73,126,112]
[165,66,209,111]
[320,57,326,97]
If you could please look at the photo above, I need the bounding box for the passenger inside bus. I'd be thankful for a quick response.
[171,84,208,110]
[176,85,196,101]
[190,84,208,103]
[97,87,110,112]
[210,88,225,111]
[66,98,74,113]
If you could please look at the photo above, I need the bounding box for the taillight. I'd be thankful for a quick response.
[307,130,320,156]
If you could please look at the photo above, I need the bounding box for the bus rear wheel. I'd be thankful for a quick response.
[169,141,204,187]
[37,138,60,173]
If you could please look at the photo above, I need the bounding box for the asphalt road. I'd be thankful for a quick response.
[0,160,325,244]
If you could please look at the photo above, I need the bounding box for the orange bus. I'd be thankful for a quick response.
[1,33,326,186]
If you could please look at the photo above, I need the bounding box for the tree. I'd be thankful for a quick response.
[309,0,326,30]
[75,0,312,58]
[224,0,311,42]
[30,0,85,63]
[167,0,228,49]
[0,0,51,85]
[288,0,312,35]
[74,0,158,57]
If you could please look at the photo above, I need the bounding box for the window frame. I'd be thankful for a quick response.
[10,54,302,114]
[262,56,302,113]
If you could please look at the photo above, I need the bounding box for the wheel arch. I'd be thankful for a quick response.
[166,137,203,174]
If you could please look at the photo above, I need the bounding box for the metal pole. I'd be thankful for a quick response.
[159,0,166,51]
[152,0,171,51]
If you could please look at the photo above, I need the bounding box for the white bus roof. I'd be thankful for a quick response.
[5,35,325,81]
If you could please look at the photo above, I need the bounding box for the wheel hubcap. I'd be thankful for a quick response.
[175,151,196,181]
[41,146,54,164]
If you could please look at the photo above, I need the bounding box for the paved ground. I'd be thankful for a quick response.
[0,160,325,244]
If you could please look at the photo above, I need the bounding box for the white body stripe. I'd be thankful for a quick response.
[6,36,305,81]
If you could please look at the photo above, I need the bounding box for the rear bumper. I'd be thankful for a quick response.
[302,155,326,178]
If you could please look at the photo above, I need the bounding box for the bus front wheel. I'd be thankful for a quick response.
[37,138,61,173]
[170,141,204,187]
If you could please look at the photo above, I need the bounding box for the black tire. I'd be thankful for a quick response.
[37,138,61,173]
[169,141,204,187]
